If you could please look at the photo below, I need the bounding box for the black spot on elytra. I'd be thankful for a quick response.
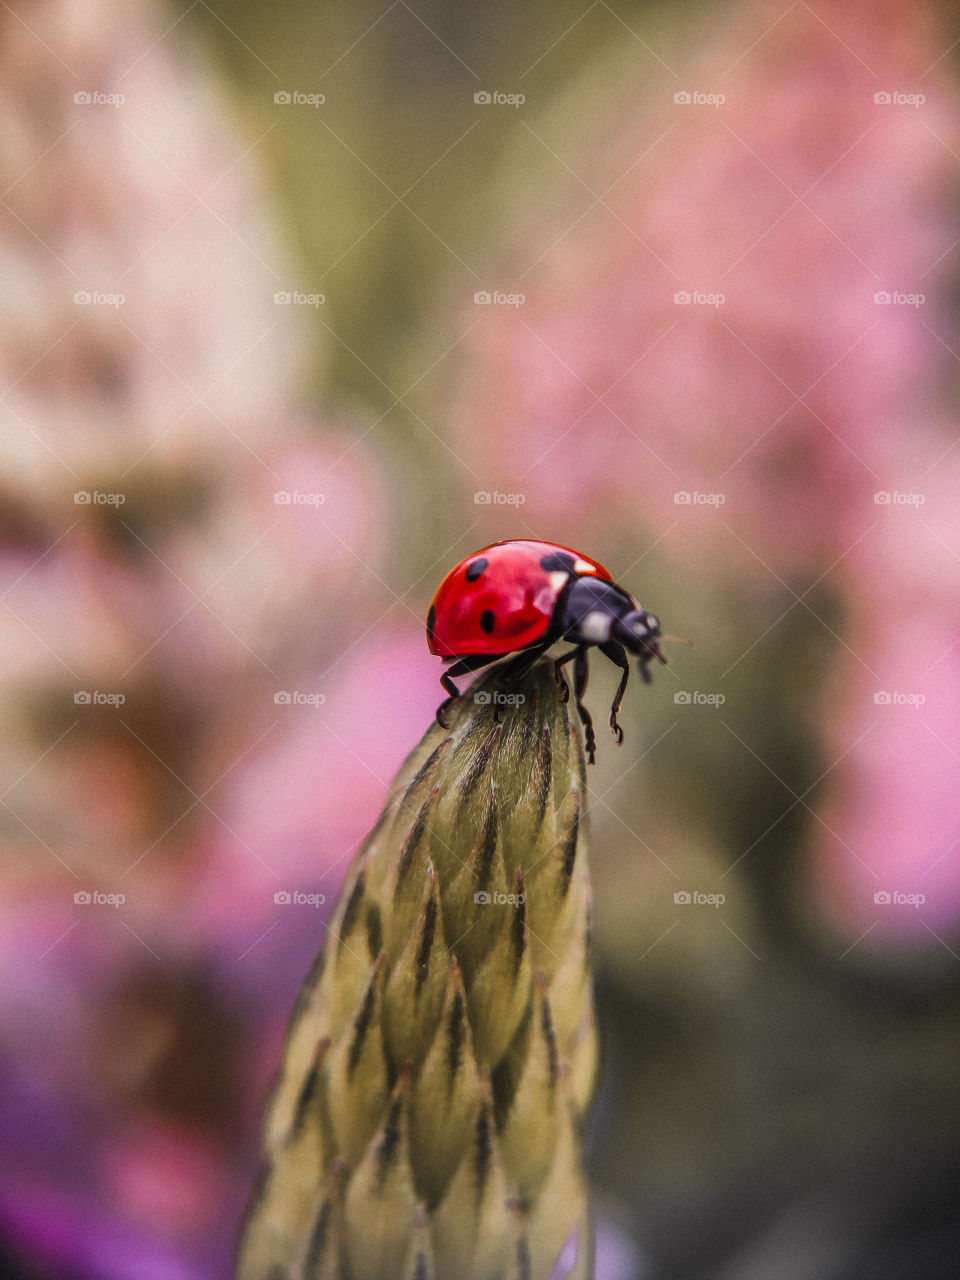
[480,609,496,634]
[426,604,436,642]
[539,551,575,573]
[465,556,488,581]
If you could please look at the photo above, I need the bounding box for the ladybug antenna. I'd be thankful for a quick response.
[658,633,692,648]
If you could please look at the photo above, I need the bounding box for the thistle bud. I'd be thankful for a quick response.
[238,660,597,1279]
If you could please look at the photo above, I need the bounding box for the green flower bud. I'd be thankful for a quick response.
[238,660,597,1279]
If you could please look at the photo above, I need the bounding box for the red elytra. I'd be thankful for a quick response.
[427,539,611,657]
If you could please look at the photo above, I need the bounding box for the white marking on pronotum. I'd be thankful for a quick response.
[573,558,596,574]
[579,611,612,643]
[548,571,570,593]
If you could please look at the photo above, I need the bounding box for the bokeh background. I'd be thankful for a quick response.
[2,0,959,1277]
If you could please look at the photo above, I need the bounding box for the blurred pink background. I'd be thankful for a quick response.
[2,0,958,1278]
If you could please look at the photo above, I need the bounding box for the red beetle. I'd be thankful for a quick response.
[427,539,664,762]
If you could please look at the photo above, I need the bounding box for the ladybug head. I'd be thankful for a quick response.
[615,606,663,680]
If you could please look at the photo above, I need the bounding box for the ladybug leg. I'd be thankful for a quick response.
[553,648,579,704]
[436,655,496,728]
[600,640,629,745]
[491,640,552,691]
[488,644,551,711]
[573,645,597,765]
[437,673,460,729]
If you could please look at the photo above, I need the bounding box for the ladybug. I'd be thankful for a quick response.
[426,539,665,763]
